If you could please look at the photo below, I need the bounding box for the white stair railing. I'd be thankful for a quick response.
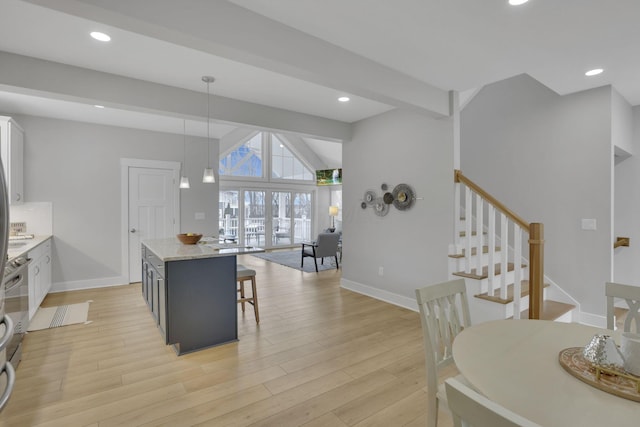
[454,170,544,319]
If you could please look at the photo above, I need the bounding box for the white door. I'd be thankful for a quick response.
[127,165,177,282]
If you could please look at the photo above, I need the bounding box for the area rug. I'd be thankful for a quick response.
[252,250,339,273]
[28,300,93,331]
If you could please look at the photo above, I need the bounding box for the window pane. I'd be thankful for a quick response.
[219,133,263,177]
[272,191,291,246]
[219,191,239,238]
[293,192,313,243]
[271,136,314,181]
[244,190,265,246]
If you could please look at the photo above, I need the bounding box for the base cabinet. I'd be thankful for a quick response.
[28,239,52,320]
[141,244,237,355]
[141,246,167,341]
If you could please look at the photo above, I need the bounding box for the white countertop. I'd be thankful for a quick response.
[7,235,52,260]
[142,237,264,262]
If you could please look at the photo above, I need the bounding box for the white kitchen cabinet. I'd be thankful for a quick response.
[28,238,52,320]
[0,116,24,205]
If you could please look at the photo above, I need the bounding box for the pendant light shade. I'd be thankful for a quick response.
[179,119,190,189]
[202,75,216,184]
[179,176,190,189]
[202,167,215,183]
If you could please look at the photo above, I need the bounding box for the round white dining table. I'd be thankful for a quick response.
[453,319,638,427]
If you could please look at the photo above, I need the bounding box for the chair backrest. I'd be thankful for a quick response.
[314,232,341,258]
[415,279,471,392]
[445,378,541,427]
[605,282,640,332]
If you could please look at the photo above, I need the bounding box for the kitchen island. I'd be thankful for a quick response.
[141,237,263,355]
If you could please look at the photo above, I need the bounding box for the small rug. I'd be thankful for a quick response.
[252,250,339,273]
[28,300,93,331]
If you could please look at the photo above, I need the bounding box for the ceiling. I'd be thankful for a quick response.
[1,0,639,166]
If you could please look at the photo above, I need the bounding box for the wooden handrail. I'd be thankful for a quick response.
[454,170,529,231]
[614,237,630,249]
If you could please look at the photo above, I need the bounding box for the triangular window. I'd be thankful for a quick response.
[219,133,263,177]
[271,135,314,181]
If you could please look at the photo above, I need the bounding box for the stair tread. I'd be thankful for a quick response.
[519,300,575,321]
[474,280,550,304]
[452,262,526,280]
[449,246,501,259]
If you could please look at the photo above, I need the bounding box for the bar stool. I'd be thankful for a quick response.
[237,264,259,323]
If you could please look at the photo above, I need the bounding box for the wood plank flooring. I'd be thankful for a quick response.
[0,255,453,426]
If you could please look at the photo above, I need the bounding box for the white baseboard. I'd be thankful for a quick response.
[579,311,607,328]
[51,276,130,293]
[340,278,417,312]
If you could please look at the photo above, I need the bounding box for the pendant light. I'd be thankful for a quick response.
[202,75,216,183]
[179,119,190,189]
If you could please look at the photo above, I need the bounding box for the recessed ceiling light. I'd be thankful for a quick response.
[585,68,604,77]
[338,96,350,102]
[509,0,529,5]
[94,105,105,109]
[90,31,111,42]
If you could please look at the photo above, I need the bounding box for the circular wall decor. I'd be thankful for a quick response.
[392,184,415,211]
[383,192,394,204]
[360,201,367,209]
[364,190,377,205]
[381,183,388,191]
[373,197,389,216]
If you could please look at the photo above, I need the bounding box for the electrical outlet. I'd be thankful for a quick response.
[581,218,596,230]
[195,212,205,220]
[378,266,384,276]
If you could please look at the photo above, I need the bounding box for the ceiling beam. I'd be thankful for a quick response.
[0,51,351,141]
[25,0,451,117]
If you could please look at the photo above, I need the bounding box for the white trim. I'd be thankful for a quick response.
[120,158,181,283]
[579,311,607,328]
[50,276,129,293]
[341,278,418,312]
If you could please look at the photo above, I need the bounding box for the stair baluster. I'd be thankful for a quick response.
[500,213,509,300]
[464,187,473,274]
[487,205,496,297]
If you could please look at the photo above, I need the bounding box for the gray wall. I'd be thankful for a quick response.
[341,108,454,307]
[461,74,613,316]
[15,114,219,287]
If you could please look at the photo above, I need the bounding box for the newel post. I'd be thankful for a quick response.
[528,223,544,319]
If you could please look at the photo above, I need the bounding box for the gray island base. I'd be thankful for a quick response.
[141,238,263,355]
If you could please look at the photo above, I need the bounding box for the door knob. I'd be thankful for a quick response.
[130,228,137,233]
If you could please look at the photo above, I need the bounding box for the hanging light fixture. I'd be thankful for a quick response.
[179,119,190,189]
[202,75,216,183]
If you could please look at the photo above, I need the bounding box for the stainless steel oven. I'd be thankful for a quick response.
[3,256,29,369]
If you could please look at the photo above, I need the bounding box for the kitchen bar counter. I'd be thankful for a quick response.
[142,237,263,261]
[141,238,262,355]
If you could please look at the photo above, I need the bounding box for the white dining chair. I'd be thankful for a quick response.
[605,282,640,332]
[445,377,542,427]
[415,278,472,427]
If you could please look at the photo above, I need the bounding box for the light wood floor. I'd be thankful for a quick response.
[0,255,453,427]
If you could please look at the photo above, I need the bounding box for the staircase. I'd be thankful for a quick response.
[450,170,578,323]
